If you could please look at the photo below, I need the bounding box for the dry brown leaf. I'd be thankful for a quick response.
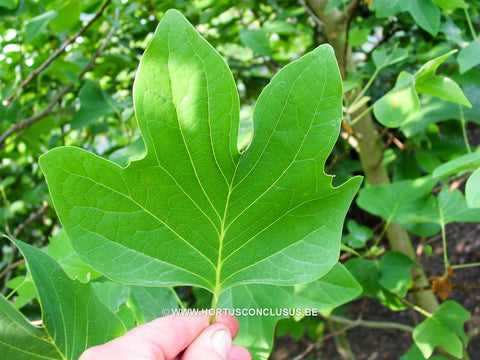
[429,276,452,301]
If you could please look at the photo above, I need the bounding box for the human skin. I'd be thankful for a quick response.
[79,313,252,360]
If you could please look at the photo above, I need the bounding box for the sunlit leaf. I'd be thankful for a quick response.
[413,301,469,358]
[39,10,361,300]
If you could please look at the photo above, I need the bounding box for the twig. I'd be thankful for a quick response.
[12,203,50,239]
[343,0,359,77]
[327,147,351,173]
[292,323,357,360]
[6,0,112,103]
[1,203,50,293]
[0,9,118,149]
[0,259,25,282]
[0,86,73,149]
[298,0,323,27]
[327,314,415,333]
[410,284,480,293]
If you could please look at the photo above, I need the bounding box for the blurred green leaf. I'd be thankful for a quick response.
[43,229,101,282]
[372,46,409,69]
[25,10,57,43]
[431,0,466,10]
[49,0,80,33]
[72,80,118,129]
[466,168,480,208]
[458,41,480,74]
[5,275,37,309]
[415,51,471,107]
[0,0,18,10]
[239,28,272,56]
[374,71,419,127]
[432,152,480,178]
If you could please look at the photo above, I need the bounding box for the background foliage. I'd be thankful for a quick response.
[1,0,479,359]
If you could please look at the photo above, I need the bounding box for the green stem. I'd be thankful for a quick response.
[350,67,381,108]
[459,106,471,153]
[451,262,480,269]
[351,103,374,125]
[464,7,477,41]
[170,287,186,310]
[401,297,432,318]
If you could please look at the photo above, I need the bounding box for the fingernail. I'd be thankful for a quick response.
[211,329,232,358]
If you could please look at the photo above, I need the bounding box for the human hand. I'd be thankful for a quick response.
[79,313,252,360]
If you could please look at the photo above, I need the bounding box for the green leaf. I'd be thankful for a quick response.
[0,0,17,10]
[342,219,373,248]
[0,293,61,359]
[413,300,469,358]
[25,10,57,43]
[400,85,480,136]
[404,0,440,35]
[466,168,480,208]
[458,41,480,74]
[219,263,361,360]
[128,286,179,323]
[431,0,466,10]
[415,50,472,107]
[345,257,406,310]
[432,152,480,178]
[43,229,101,281]
[372,0,404,17]
[239,28,272,56]
[374,71,419,127]
[39,10,361,299]
[357,177,436,226]
[5,276,38,309]
[373,0,440,35]
[109,136,147,167]
[401,343,449,359]
[416,76,472,107]
[49,0,80,33]
[378,251,420,297]
[12,239,126,360]
[372,46,409,69]
[71,80,118,129]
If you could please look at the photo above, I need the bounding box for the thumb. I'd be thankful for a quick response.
[182,324,232,360]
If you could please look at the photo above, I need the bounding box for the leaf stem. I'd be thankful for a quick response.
[350,67,381,108]
[351,103,374,125]
[451,262,480,269]
[459,105,472,153]
[401,297,432,318]
[464,7,477,41]
[169,287,186,310]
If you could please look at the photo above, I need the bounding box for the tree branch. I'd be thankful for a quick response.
[0,9,118,150]
[6,0,112,103]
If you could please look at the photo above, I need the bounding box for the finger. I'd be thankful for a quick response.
[213,313,240,339]
[181,323,233,360]
[229,345,253,360]
[80,315,211,360]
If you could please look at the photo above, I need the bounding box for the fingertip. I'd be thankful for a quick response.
[229,345,252,360]
[214,313,240,339]
[182,323,233,360]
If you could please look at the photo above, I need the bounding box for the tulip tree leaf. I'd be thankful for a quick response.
[413,301,469,359]
[39,9,361,304]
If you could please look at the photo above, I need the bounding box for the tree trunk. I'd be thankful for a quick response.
[306,0,439,313]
